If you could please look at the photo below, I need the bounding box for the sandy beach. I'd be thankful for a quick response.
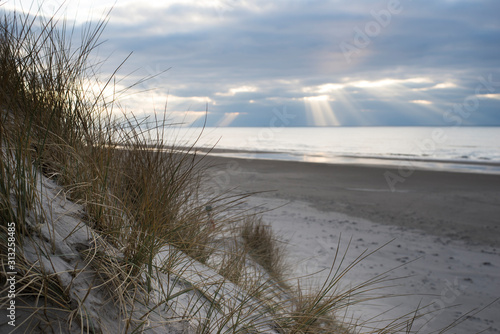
[206,155,500,333]
[205,155,500,248]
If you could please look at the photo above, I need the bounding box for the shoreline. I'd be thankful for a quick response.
[204,154,500,248]
[185,145,500,175]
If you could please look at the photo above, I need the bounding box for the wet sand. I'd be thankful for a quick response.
[205,155,500,247]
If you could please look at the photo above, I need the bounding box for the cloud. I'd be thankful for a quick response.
[410,100,433,105]
[216,85,259,96]
[481,94,500,100]
[7,0,499,126]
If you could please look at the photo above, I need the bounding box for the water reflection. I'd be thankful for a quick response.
[208,151,500,175]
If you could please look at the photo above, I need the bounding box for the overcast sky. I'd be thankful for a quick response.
[6,0,500,127]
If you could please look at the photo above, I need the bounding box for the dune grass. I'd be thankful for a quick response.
[241,215,287,282]
[0,6,220,331]
[0,5,462,334]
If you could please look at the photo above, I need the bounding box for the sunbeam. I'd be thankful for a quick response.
[300,77,462,125]
[216,112,240,127]
[303,95,340,126]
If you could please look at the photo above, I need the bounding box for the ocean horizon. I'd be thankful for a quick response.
[161,126,500,174]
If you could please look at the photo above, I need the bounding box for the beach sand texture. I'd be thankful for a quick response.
[207,155,500,333]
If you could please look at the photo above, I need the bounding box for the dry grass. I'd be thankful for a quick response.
[241,215,287,282]
[215,238,247,286]
[0,5,219,331]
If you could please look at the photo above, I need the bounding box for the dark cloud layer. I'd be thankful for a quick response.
[10,0,500,126]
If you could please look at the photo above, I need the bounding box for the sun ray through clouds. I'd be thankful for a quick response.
[303,95,340,126]
[216,112,241,127]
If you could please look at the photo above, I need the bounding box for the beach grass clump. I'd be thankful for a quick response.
[0,0,218,265]
[0,5,110,233]
[215,238,247,285]
[0,5,218,330]
[241,215,287,282]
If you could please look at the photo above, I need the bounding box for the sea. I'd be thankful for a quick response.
[165,127,500,174]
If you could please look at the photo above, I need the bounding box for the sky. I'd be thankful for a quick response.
[4,0,500,127]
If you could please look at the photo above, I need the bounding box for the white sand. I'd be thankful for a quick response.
[242,195,500,333]
[0,173,283,333]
